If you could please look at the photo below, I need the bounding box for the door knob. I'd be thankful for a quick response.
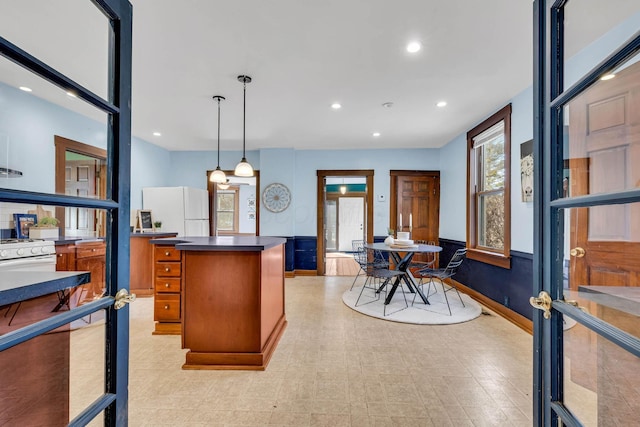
[529,291,552,319]
[570,247,585,258]
[114,289,136,310]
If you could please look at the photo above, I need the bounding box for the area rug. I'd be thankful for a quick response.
[342,283,482,325]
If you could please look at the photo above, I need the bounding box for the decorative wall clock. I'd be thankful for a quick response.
[262,183,291,213]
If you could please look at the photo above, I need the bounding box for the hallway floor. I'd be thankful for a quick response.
[71,276,533,426]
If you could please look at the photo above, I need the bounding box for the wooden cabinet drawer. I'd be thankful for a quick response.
[155,277,181,293]
[154,294,181,321]
[155,246,181,261]
[76,244,106,259]
[155,262,181,277]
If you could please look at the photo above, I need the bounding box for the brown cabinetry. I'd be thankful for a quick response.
[130,233,178,296]
[55,240,106,305]
[153,245,182,335]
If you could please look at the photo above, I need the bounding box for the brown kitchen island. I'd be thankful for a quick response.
[150,235,287,370]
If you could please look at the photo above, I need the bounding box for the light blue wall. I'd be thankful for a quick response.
[167,147,440,238]
[510,86,534,253]
[0,81,170,222]
[438,133,467,242]
[293,148,440,236]
[260,148,296,236]
[130,137,171,211]
[0,81,107,194]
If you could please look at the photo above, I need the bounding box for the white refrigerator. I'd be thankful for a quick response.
[142,186,209,236]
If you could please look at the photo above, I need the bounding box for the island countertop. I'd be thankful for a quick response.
[149,235,286,251]
[131,232,179,238]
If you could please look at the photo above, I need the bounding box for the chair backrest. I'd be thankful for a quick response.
[353,245,368,267]
[352,240,364,253]
[444,248,467,275]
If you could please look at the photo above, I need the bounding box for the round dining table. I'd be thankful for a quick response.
[364,242,443,305]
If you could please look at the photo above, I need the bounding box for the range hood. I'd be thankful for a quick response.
[0,167,23,177]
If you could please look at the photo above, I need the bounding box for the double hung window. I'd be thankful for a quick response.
[467,104,511,268]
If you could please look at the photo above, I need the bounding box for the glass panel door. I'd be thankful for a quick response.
[534,1,640,425]
[0,1,133,425]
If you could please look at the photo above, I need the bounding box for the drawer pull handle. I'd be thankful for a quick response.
[164,304,170,310]
[165,283,170,288]
[92,248,96,252]
[165,267,170,272]
[165,251,170,256]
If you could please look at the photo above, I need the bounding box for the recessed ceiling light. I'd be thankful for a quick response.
[66,91,77,98]
[436,101,447,107]
[381,102,394,108]
[153,132,162,137]
[19,86,32,92]
[600,73,615,81]
[406,41,421,53]
[373,132,381,137]
[331,103,342,109]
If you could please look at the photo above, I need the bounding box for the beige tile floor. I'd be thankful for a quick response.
[70,275,533,426]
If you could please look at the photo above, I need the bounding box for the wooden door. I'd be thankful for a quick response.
[65,160,97,236]
[568,61,640,290]
[391,171,440,265]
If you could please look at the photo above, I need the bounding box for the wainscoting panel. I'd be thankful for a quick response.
[439,239,534,320]
[294,236,317,271]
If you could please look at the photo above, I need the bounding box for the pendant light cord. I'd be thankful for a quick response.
[242,79,246,158]
[217,97,221,167]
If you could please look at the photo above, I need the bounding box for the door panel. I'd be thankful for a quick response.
[567,60,640,291]
[0,2,133,425]
[536,2,640,425]
[338,197,364,252]
[393,172,440,266]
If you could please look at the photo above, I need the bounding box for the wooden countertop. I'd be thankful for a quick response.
[149,235,286,251]
[0,271,90,306]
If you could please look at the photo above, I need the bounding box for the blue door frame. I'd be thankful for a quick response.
[0,0,132,425]
[533,1,640,425]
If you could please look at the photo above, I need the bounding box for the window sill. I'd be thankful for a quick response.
[467,248,511,269]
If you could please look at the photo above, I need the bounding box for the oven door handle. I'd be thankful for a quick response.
[0,255,57,270]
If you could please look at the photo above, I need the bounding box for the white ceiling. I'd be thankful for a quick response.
[0,1,636,152]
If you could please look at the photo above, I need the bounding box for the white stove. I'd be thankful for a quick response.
[0,239,56,270]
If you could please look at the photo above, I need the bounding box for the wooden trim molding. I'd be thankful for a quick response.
[206,170,260,236]
[54,135,107,237]
[466,104,512,269]
[294,269,317,276]
[448,278,532,334]
[467,248,511,269]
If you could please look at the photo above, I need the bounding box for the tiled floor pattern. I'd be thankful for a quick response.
[71,275,534,426]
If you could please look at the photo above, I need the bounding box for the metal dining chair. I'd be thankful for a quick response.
[413,248,467,315]
[350,240,389,291]
[408,240,438,272]
[355,247,409,316]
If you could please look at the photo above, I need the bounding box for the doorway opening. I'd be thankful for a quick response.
[206,170,260,236]
[54,135,107,238]
[317,170,374,276]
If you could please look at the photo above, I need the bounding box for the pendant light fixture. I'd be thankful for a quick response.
[210,95,227,183]
[234,75,254,177]
[217,181,230,190]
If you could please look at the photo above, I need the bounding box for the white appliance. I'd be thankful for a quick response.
[0,239,57,271]
[142,186,209,236]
